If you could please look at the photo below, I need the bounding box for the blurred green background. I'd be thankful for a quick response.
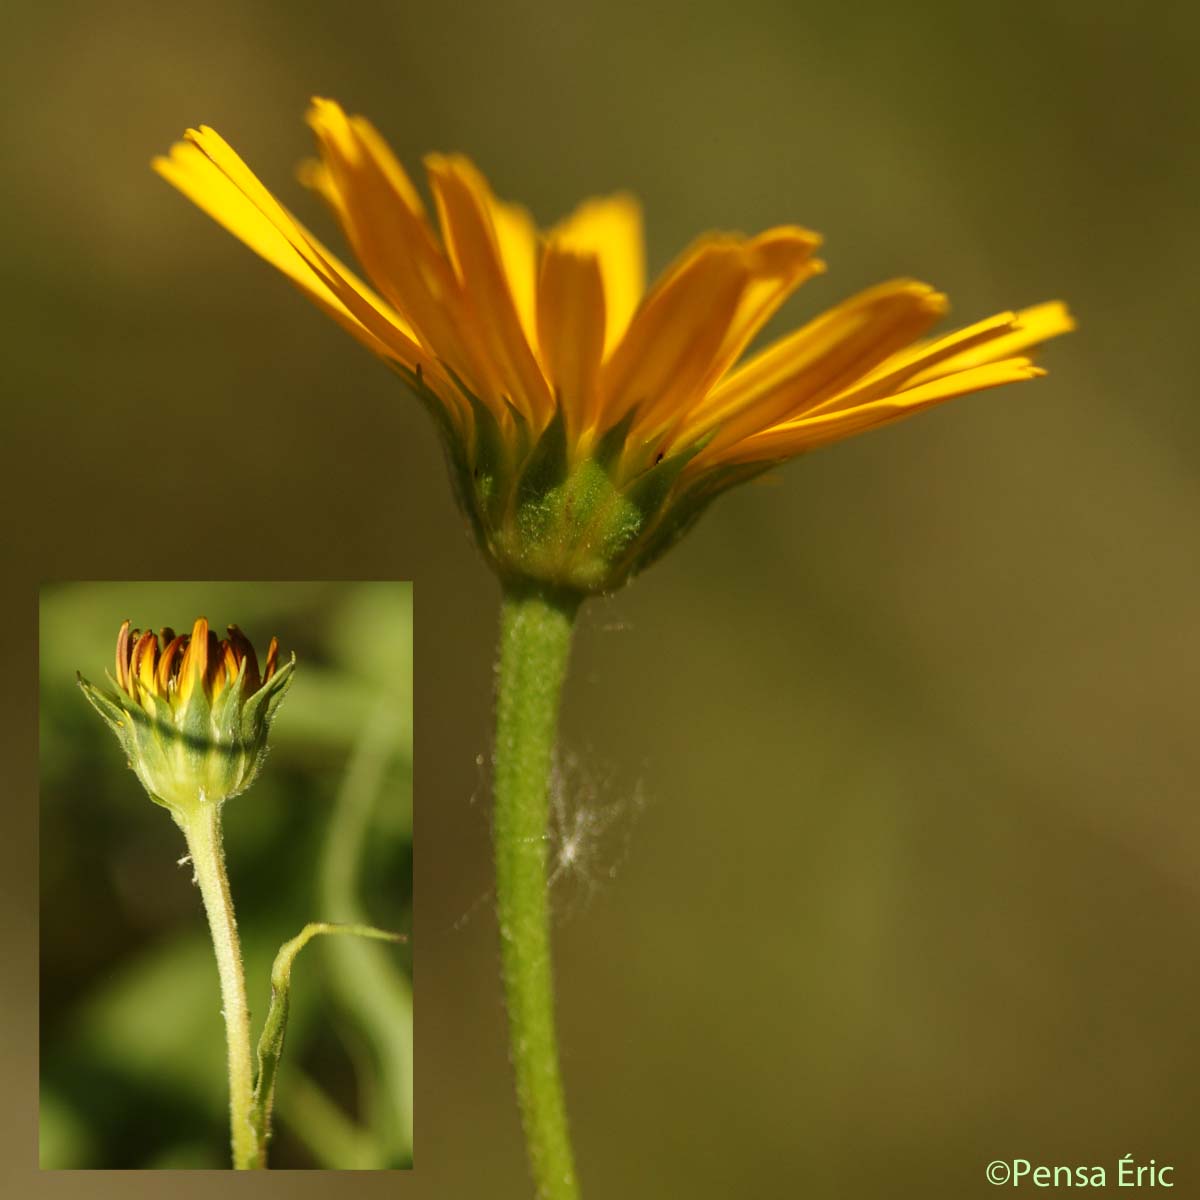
[39,582,413,1169]
[5,0,1199,1195]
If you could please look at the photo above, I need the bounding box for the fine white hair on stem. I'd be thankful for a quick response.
[543,749,647,919]
[458,745,649,930]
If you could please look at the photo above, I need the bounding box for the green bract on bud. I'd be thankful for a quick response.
[407,369,763,595]
[78,617,295,823]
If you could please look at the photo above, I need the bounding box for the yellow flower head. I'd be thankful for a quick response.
[79,618,294,820]
[155,100,1073,593]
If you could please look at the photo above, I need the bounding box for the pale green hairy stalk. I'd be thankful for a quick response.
[181,804,258,1169]
[492,584,581,1200]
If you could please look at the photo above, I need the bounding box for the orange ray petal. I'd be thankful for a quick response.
[177,617,209,705]
[712,357,1044,465]
[803,301,1075,420]
[548,193,645,359]
[154,129,425,370]
[305,99,494,407]
[902,301,1075,384]
[425,153,555,426]
[602,228,822,453]
[537,244,606,446]
[682,280,947,462]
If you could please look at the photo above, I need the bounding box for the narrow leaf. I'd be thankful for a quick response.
[250,922,405,1160]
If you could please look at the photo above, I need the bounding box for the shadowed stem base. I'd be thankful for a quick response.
[493,583,582,1200]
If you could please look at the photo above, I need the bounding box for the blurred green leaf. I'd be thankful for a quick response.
[320,709,415,1163]
[39,1089,97,1169]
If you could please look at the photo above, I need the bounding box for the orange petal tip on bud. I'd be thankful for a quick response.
[226,625,261,692]
[132,630,158,695]
[80,618,296,821]
[115,620,132,691]
[158,635,185,694]
[263,636,279,684]
[204,628,222,692]
[179,617,209,704]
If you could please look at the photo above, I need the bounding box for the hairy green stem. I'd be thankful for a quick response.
[183,803,260,1170]
[493,583,582,1200]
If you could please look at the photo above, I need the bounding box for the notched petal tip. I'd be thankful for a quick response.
[904,282,949,316]
[305,96,356,153]
[1016,299,1077,336]
[306,95,345,126]
[752,224,825,255]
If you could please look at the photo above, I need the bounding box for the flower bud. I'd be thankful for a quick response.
[78,617,294,822]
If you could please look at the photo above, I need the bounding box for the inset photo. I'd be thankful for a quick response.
[39,581,412,1170]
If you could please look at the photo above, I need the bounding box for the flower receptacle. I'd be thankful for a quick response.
[408,372,762,595]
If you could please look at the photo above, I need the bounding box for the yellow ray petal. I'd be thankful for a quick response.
[681,280,947,460]
[132,631,158,697]
[309,97,427,216]
[846,310,1020,391]
[598,239,747,435]
[154,130,423,370]
[905,300,1075,383]
[600,228,822,449]
[537,244,606,445]
[296,156,340,212]
[818,301,1075,418]
[549,194,645,359]
[210,639,238,701]
[177,617,209,705]
[304,99,494,404]
[637,228,824,444]
[492,198,540,355]
[713,357,1044,465]
[425,153,555,425]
